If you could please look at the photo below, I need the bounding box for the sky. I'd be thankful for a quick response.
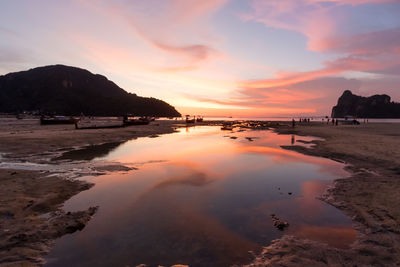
[1,0,400,117]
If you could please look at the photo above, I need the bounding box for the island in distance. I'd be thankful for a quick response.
[332,90,400,118]
[0,65,181,117]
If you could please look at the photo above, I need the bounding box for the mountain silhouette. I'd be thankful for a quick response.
[332,90,400,118]
[0,65,181,117]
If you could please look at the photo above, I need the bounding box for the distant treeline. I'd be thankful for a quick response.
[0,65,181,117]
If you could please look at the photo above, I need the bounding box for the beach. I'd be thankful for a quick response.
[0,119,186,266]
[1,119,400,266]
[249,122,400,266]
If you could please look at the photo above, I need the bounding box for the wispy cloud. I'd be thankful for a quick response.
[219,0,400,115]
[152,41,219,64]
[1,0,399,116]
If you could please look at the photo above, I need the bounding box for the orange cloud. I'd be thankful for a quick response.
[240,55,392,90]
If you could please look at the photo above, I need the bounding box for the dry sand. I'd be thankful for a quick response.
[247,122,400,266]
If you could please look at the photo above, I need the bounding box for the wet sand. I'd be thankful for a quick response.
[0,119,183,161]
[1,119,400,266]
[0,119,187,266]
[248,122,400,266]
[0,169,96,266]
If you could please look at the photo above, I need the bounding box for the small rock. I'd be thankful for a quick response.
[271,214,289,231]
[274,220,289,230]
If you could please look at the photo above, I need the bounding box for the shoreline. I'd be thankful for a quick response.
[247,122,400,266]
[1,119,399,266]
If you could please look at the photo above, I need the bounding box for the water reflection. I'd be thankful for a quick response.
[46,126,355,267]
[53,141,126,161]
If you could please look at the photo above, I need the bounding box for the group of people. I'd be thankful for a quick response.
[299,118,311,123]
[291,118,310,127]
[291,117,312,127]
[326,118,339,126]
[291,116,365,128]
[291,117,339,128]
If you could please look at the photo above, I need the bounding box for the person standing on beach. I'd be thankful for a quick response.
[332,118,335,125]
[292,119,295,128]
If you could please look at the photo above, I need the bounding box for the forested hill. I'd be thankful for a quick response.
[0,65,181,117]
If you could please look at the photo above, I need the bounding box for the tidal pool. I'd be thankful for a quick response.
[45,126,356,267]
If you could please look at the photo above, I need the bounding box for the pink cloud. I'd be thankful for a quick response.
[244,0,399,52]
[77,0,225,72]
[239,43,400,92]
[242,0,338,51]
[314,28,400,55]
[152,41,218,62]
[308,0,396,5]
[169,0,228,22]
[227,1,400,115]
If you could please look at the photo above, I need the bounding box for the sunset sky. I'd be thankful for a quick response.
[1,0,400,117]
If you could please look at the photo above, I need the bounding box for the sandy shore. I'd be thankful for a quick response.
[248,122,400,266]
[0,118,188,266]
[0,118,185,161]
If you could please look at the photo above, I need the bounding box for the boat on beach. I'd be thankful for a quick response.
[185,115,196,123]
[74,116,152,129]
[123,116,151,126]
[40,116,80,125]
[75,123,125,130]
[221,124,234,131]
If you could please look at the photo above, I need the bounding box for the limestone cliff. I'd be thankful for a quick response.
[331,90,400,118]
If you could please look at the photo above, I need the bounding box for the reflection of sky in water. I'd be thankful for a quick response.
[46,126,355,267]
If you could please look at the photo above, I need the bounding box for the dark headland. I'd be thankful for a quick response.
[0,65,181,117]
[332,90,400,118]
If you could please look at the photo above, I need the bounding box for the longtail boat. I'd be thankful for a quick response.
[123,116,151,126]
[40,116,80,125]
[75,123,125,130]
[185,115,195,123]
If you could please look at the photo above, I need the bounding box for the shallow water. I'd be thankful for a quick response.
[45,126,356,267]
